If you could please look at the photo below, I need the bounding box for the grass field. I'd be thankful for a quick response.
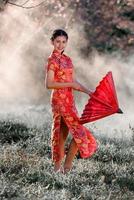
[0,119,134,200]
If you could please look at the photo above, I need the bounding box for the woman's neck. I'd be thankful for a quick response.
[53,49,64,55]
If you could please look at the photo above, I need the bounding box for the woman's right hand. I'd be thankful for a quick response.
[72,80,94,96]
[88,90,94,96]
[72,81,82,91]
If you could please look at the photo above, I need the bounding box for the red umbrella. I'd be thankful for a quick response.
[80,71,123,124]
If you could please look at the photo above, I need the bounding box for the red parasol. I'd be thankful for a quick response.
[80,71,123,124]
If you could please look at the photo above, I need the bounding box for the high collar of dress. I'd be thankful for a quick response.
[52,49,64,58]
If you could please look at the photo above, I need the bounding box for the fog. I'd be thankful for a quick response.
[0,4,133,139]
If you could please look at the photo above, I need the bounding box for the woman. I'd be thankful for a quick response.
[45,29,98,174]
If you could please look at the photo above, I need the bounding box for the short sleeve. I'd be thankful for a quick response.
[46,57,56,72]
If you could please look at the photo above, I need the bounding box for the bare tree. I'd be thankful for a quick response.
[2,0,47,9]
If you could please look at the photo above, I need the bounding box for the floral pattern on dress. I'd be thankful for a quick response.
[46,49,98,162]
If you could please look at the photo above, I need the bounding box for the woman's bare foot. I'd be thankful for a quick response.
[54,161,62,172]
[54,165,64,174]
[63,167,72,174]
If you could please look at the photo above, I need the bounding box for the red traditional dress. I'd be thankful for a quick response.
[46,49,98,163]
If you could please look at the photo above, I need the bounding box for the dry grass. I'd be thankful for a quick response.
[0,120,134,200]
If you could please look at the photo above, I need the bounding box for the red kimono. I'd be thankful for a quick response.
[46,49,98,163]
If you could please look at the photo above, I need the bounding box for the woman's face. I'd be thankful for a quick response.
[52,36,68,53]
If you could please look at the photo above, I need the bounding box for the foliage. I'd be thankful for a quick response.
[122,9,134,21]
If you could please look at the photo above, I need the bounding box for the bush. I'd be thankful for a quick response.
[0,120,34,144]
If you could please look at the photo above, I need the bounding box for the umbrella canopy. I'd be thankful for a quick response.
[80,71,123,124]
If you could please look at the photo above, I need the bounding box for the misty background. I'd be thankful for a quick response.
[0,0,134,138]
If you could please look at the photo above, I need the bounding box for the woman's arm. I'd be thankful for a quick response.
[45,69,73,89]
[72,68,93,96]
[45,68,93,96]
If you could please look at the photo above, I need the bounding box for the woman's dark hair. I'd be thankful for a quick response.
[50,29,68,41]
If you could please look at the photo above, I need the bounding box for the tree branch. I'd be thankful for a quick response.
[21,0,31,6]
[7,0,47,9]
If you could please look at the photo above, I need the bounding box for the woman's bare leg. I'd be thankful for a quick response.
[63,138,78,173]
[54,117,69,172]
